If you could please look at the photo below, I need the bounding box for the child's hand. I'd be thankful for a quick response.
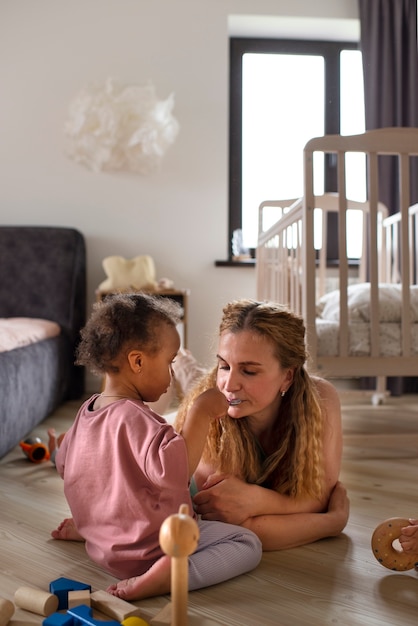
[192,388,229,420]
[399,519,418,553]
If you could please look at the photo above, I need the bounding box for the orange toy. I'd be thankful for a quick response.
[19,437,50,463]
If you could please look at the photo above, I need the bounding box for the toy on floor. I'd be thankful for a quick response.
[159,503,199,626]
[89,590,143,622]
[8,501,199,626]
[19,429,66,465]
[49,578,92,610]
[14,586,58,616]
[4,578,151,626]
[371,517,418,570]
[0,598,14,626]
[19,437,50,463]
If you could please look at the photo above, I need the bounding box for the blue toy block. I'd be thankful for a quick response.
[49,577,92,610]
[43,612,75,625]
[68,604,121,625]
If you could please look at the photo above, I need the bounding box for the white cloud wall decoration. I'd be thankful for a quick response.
[64,78,180,175]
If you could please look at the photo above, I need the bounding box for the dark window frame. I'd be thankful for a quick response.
[224,37,359,264]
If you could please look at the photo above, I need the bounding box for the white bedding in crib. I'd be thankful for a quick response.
[316,283,418,357]
[316,319,418,357]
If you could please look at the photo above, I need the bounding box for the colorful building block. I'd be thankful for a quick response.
[90,590,142,621]
[68,604,121,625]
[43,612,75,625]
[49,578,92,610]
[68,590,91,609]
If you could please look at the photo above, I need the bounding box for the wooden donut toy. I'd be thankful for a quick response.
[371,517,418,571]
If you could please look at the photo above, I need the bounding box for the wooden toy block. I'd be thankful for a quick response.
[67,604,122,625]
[90,590,142,621]
[0,597,15,626]
[68,589,91,608]
[14,586,59,617]
[49,577,92,610]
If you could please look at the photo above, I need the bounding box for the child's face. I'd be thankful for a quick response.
[138,324,180,403]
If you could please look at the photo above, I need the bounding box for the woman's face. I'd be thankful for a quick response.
[216,329,293,425]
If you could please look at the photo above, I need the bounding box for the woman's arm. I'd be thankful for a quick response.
[243,482,349,550]
[193,377,347,549]
[193,476,349,550]
[194,378,343,518]
[193,473,326,522]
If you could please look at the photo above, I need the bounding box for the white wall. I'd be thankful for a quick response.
[0,0,358,389]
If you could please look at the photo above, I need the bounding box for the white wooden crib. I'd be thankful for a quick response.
[256,128,418,402]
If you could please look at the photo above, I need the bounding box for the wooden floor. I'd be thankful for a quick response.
[2,389,418,625]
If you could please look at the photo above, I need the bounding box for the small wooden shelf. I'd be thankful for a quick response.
[95,287,190,348]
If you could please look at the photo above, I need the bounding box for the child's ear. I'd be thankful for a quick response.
[128,350,142,373]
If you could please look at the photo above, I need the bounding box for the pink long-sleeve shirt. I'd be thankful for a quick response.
[56,395,193,578]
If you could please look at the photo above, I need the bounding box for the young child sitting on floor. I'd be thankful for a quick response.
[51,293,262,601]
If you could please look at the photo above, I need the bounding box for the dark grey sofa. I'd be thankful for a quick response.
[0,226,86,459]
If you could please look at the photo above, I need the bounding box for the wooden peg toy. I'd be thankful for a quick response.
[0,598,14,626]
[14,585,59,617]
[159,503,199,626]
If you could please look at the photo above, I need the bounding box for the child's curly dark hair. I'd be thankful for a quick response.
[76,292,182,376]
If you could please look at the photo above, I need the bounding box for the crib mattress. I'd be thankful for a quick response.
[316,319,418,357]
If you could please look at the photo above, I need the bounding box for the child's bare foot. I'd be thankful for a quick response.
[107,577,144,601]
[51,517,84,541]
[106,556,171,600]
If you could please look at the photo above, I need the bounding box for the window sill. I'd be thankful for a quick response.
[215,258,360,269]
[215,259,256,268]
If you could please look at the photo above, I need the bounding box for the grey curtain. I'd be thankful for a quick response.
[358,0,418,394]
[358,0,418,213]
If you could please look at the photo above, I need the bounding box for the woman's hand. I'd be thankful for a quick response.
[399,519,418,553]
[193,473,253,525]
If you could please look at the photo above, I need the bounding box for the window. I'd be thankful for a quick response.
[228,37,365,262]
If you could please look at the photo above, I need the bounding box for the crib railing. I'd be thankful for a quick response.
[257,193,387,308]
[257,128,418,388]
[256,198,303,312]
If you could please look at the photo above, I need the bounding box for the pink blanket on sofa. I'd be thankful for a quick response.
[0,318,61,353]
